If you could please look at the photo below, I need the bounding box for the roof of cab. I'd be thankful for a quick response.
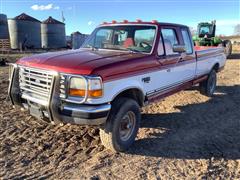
[98,21,189,28]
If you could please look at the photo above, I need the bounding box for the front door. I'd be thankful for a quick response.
[145,26,196,101]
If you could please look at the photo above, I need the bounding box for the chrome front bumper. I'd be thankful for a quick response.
[8,65,111,125]
[59,103,111,125]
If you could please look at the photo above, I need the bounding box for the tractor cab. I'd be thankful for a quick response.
[193,20,221,46]
[198,21,216,38]
[193,20,232,58]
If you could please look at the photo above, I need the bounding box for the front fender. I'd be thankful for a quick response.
[85,78,145,104]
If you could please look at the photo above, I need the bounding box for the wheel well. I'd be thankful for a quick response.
[213,63,220,72]
[113,88,145,107]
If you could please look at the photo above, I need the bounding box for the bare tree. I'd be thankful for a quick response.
[189,27,197,36]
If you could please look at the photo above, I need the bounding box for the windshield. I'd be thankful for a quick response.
[199,25,211,34]
[82,25,156,53]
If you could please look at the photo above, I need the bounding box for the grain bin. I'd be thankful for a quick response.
[71,31,89,49]
[0,14,9,39]
[41,16,66,49]
[8,13,41,49]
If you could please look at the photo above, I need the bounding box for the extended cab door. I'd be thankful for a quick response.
[178,27,196,81]
[156,26,196,88]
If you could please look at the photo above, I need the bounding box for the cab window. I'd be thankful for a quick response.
[161,28,179,55]
[181,28,193,54]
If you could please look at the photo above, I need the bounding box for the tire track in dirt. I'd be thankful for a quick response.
[0,67,104,178]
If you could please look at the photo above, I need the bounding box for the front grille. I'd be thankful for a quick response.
[59,74,67,99]
[19,66,55,106]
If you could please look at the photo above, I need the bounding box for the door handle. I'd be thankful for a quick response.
[178,52,187,63]
[174,57,184,68]
[178,57,184,63]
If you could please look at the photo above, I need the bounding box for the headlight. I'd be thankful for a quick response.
[69,76,103,98]
[69,77,87,97]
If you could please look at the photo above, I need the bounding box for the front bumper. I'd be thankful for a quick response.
[59,103,111,125]
[8,65,111,125]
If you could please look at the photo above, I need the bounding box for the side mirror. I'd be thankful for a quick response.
[173,45,186,53]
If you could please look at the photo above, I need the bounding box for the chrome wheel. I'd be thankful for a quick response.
[119,111,136,141]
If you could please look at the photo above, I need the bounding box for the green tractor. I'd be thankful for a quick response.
[192,20,232,58]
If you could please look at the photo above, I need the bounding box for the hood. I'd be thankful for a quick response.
[17,49,148,75]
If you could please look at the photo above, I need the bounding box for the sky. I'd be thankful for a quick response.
[0,0,239,36]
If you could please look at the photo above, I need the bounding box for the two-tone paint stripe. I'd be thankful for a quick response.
[146,76,195,97]
[146,75,208,103]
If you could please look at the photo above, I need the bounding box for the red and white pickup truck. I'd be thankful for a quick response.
[9,21,226,152]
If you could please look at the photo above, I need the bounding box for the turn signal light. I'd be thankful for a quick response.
[88,89,103,98]
[69,89,85,97]
[69,89,103,98]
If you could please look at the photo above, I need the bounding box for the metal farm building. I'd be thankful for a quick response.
[41,16,66,49]
[0,14,9,39]
[2,13,86,50]
[71,31,89,49]
[8,13,41,49]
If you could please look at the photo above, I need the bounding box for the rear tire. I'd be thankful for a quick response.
[199,69,217,97]
[100,97,141,152]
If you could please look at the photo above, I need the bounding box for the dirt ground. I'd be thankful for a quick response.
[0,54,240,179]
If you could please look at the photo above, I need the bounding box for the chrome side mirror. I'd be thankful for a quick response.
[173,45,186,53]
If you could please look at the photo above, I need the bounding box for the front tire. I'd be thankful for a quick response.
[100,97,141,152]
[199,69,217,97]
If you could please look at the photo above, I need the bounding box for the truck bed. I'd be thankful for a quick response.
[194,46,224,58]
[194,46,226,77]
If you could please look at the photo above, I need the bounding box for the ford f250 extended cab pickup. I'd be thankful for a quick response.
[9,21,226,152]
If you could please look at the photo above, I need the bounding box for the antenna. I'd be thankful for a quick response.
[62,11,65,23]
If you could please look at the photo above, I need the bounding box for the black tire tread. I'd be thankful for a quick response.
[100,97,140,152]
[199,69,216,97]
